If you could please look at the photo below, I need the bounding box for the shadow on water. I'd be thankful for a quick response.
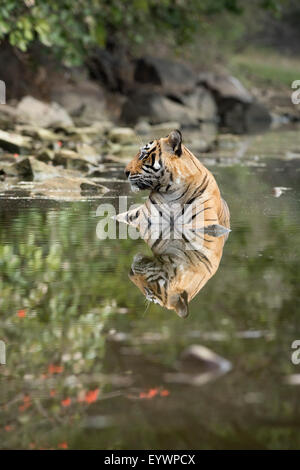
[1,129,300,449]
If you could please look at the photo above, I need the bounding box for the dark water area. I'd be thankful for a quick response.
[1,130,300,449]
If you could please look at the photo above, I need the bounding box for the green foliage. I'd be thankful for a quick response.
[0,0,287,65]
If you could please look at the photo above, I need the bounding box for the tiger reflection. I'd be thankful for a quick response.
[129,225,228,318]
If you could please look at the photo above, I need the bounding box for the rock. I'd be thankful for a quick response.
[30,176,109,200]
[164,345,232,386]
[0,129,32,153]
[88,47,134,92]
[53,148,99,172]
[179,86,217,122]
[66,121,113,136]
[198,72,271,134]
[121,91,205,127]
[272,186,291,197]
[17,96,73,128]
[36,148,55,163]
[111,143,139,160]
[134,120,152,135]
[134,57,197,93]
[15,125,63,142]
[224,101,272,134]
[148,122,181,138]
[51,80,110,125]
[108,127,139,144]
[0,104,19,129]
[198,72,253,103]
[76,143,102,163]
[180,345,231,373]
[14,157,64,181]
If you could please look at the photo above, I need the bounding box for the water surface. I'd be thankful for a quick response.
[1,130,300,449]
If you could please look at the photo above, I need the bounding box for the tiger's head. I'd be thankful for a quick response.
[129,253,190,318]
[125,130,184,193]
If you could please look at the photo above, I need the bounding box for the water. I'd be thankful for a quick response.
[1,129,300,449]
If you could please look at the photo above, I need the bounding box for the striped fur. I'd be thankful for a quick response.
[117,130,230,317]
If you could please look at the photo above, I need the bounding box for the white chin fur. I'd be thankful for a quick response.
[130,184,140,193]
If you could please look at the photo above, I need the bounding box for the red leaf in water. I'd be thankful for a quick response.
[19,395,31,412]
[139,388,159,399]
[84,388,99,404]
[57,141,62,147]
[160,389,170,397]
[14,153,19,158]
[61,397,71,407]
[17,309,26,318]
[148,388,158,398]
[48,364,64,374]
[50,389,56,397]
[4,425,12,432]
[58,442,68,449]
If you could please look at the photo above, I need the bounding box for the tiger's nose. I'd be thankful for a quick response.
[125,170,130,178]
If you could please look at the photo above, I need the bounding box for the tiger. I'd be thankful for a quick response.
[115,129,230,317]
[117,129,230,231]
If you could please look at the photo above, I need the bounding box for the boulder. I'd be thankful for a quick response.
[88,47,134,93]
[224,101,272,134]
[179,86,217,122]
[198,72,272,133]
[14,157,64,181]
[0,104,19,129]
[198,72,253,103]
[134,57,197,93]
[51,80,110,125]
[17,96,73,128]
[121,87,216,127]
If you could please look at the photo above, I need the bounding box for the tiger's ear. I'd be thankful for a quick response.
[167,130,182,156]
[173,291,189,318]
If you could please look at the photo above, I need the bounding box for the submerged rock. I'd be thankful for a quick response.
[17,96,73,128]
[30,176,109,200]
[164,344,231,386]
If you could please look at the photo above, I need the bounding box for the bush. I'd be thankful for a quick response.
[0,0,286,65]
